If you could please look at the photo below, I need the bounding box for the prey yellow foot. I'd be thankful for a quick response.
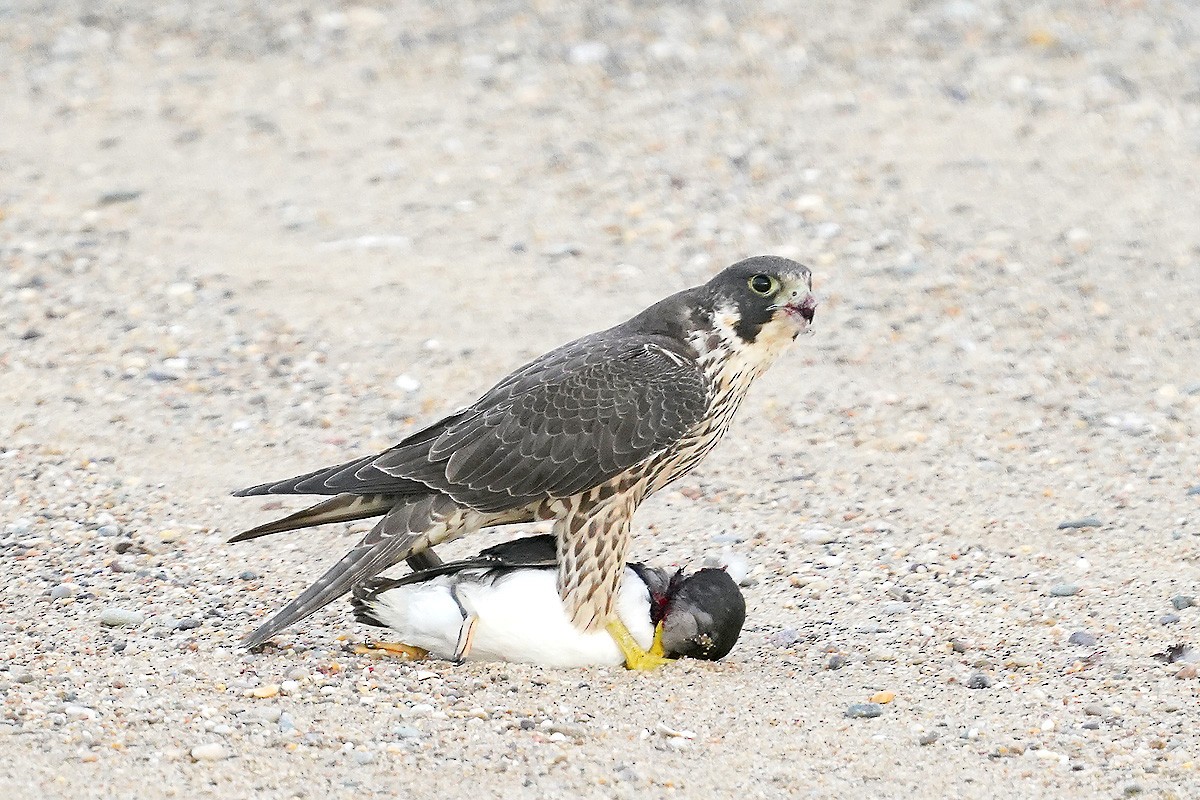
[606,620,671,671]
[352,641,429,660]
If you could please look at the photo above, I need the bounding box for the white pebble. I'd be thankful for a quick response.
[100,608,145,627]
[802,528,838,544]
[394,374,421,393]
[190,742,227,761]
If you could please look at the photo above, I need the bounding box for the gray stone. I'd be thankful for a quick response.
[1048,583,1081,597]
[845,703,883,719]
[965,672,992,689]
[1057,518,1102,530]
[98,189,142,206]
[1171,595,1194,611]
[1068,631,1097,647]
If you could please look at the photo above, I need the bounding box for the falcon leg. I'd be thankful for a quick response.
[607,620,670,671]
[352,641,429,660]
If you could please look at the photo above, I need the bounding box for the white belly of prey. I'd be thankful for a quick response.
[364,568,655,668]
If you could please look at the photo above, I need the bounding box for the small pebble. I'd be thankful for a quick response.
[965,673,992,689]
[801,528,838,544]
[870,691,895,704]
[824,654,848,670]
[918,732,938,745]
[175,617,201,630]
[1048,583,1081,597]
[1187,486,1200,496]
[239,571,258,581]
[771,628,802,648]
[1083,704,1105,716]
[249,684,280,699]
[351,751,375,765]
[49,584,76,600]
[393,374,421,393]
[1068,631,1097,647]
[65,705,96,719]
[1171,595,1194,611]
[845,703,883,719]
[392,726,422,739]
[1159,613,1180,625]
[1006,654,1038,668]
[98,189,142,205]
[190,742,227,761]
[278,713,296,733]
[100,608,145,627]
[1057,518,1102,530]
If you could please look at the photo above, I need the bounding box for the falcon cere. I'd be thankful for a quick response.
[231,256,815,668]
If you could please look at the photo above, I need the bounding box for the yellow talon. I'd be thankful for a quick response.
[607,619,671,671]
[352,641,429,660]
[649,622,666,659]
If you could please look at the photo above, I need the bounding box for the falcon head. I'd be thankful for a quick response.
[703,255,816,346]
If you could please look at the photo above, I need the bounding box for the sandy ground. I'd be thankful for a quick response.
[3,2,1200,798]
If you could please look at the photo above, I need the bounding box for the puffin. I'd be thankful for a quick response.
[351,534,746,668]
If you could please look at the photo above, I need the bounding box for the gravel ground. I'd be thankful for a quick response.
[3,2,1200,798]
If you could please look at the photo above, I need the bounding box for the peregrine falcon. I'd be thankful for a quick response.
[351,534,746,667]
[231,255,815,663]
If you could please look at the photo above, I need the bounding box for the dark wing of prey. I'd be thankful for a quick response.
[353,533,560,603]
[234,334,710,647]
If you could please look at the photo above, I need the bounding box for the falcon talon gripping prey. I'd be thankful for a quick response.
[230,255,815,661]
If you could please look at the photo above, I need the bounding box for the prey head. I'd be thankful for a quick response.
[654,568,747,661]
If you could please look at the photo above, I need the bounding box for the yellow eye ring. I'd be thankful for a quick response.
[748,274,778,296]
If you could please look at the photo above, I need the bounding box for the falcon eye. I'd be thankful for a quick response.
[748,274,778,296]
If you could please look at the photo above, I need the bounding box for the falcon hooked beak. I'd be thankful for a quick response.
[773,281,817,333]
